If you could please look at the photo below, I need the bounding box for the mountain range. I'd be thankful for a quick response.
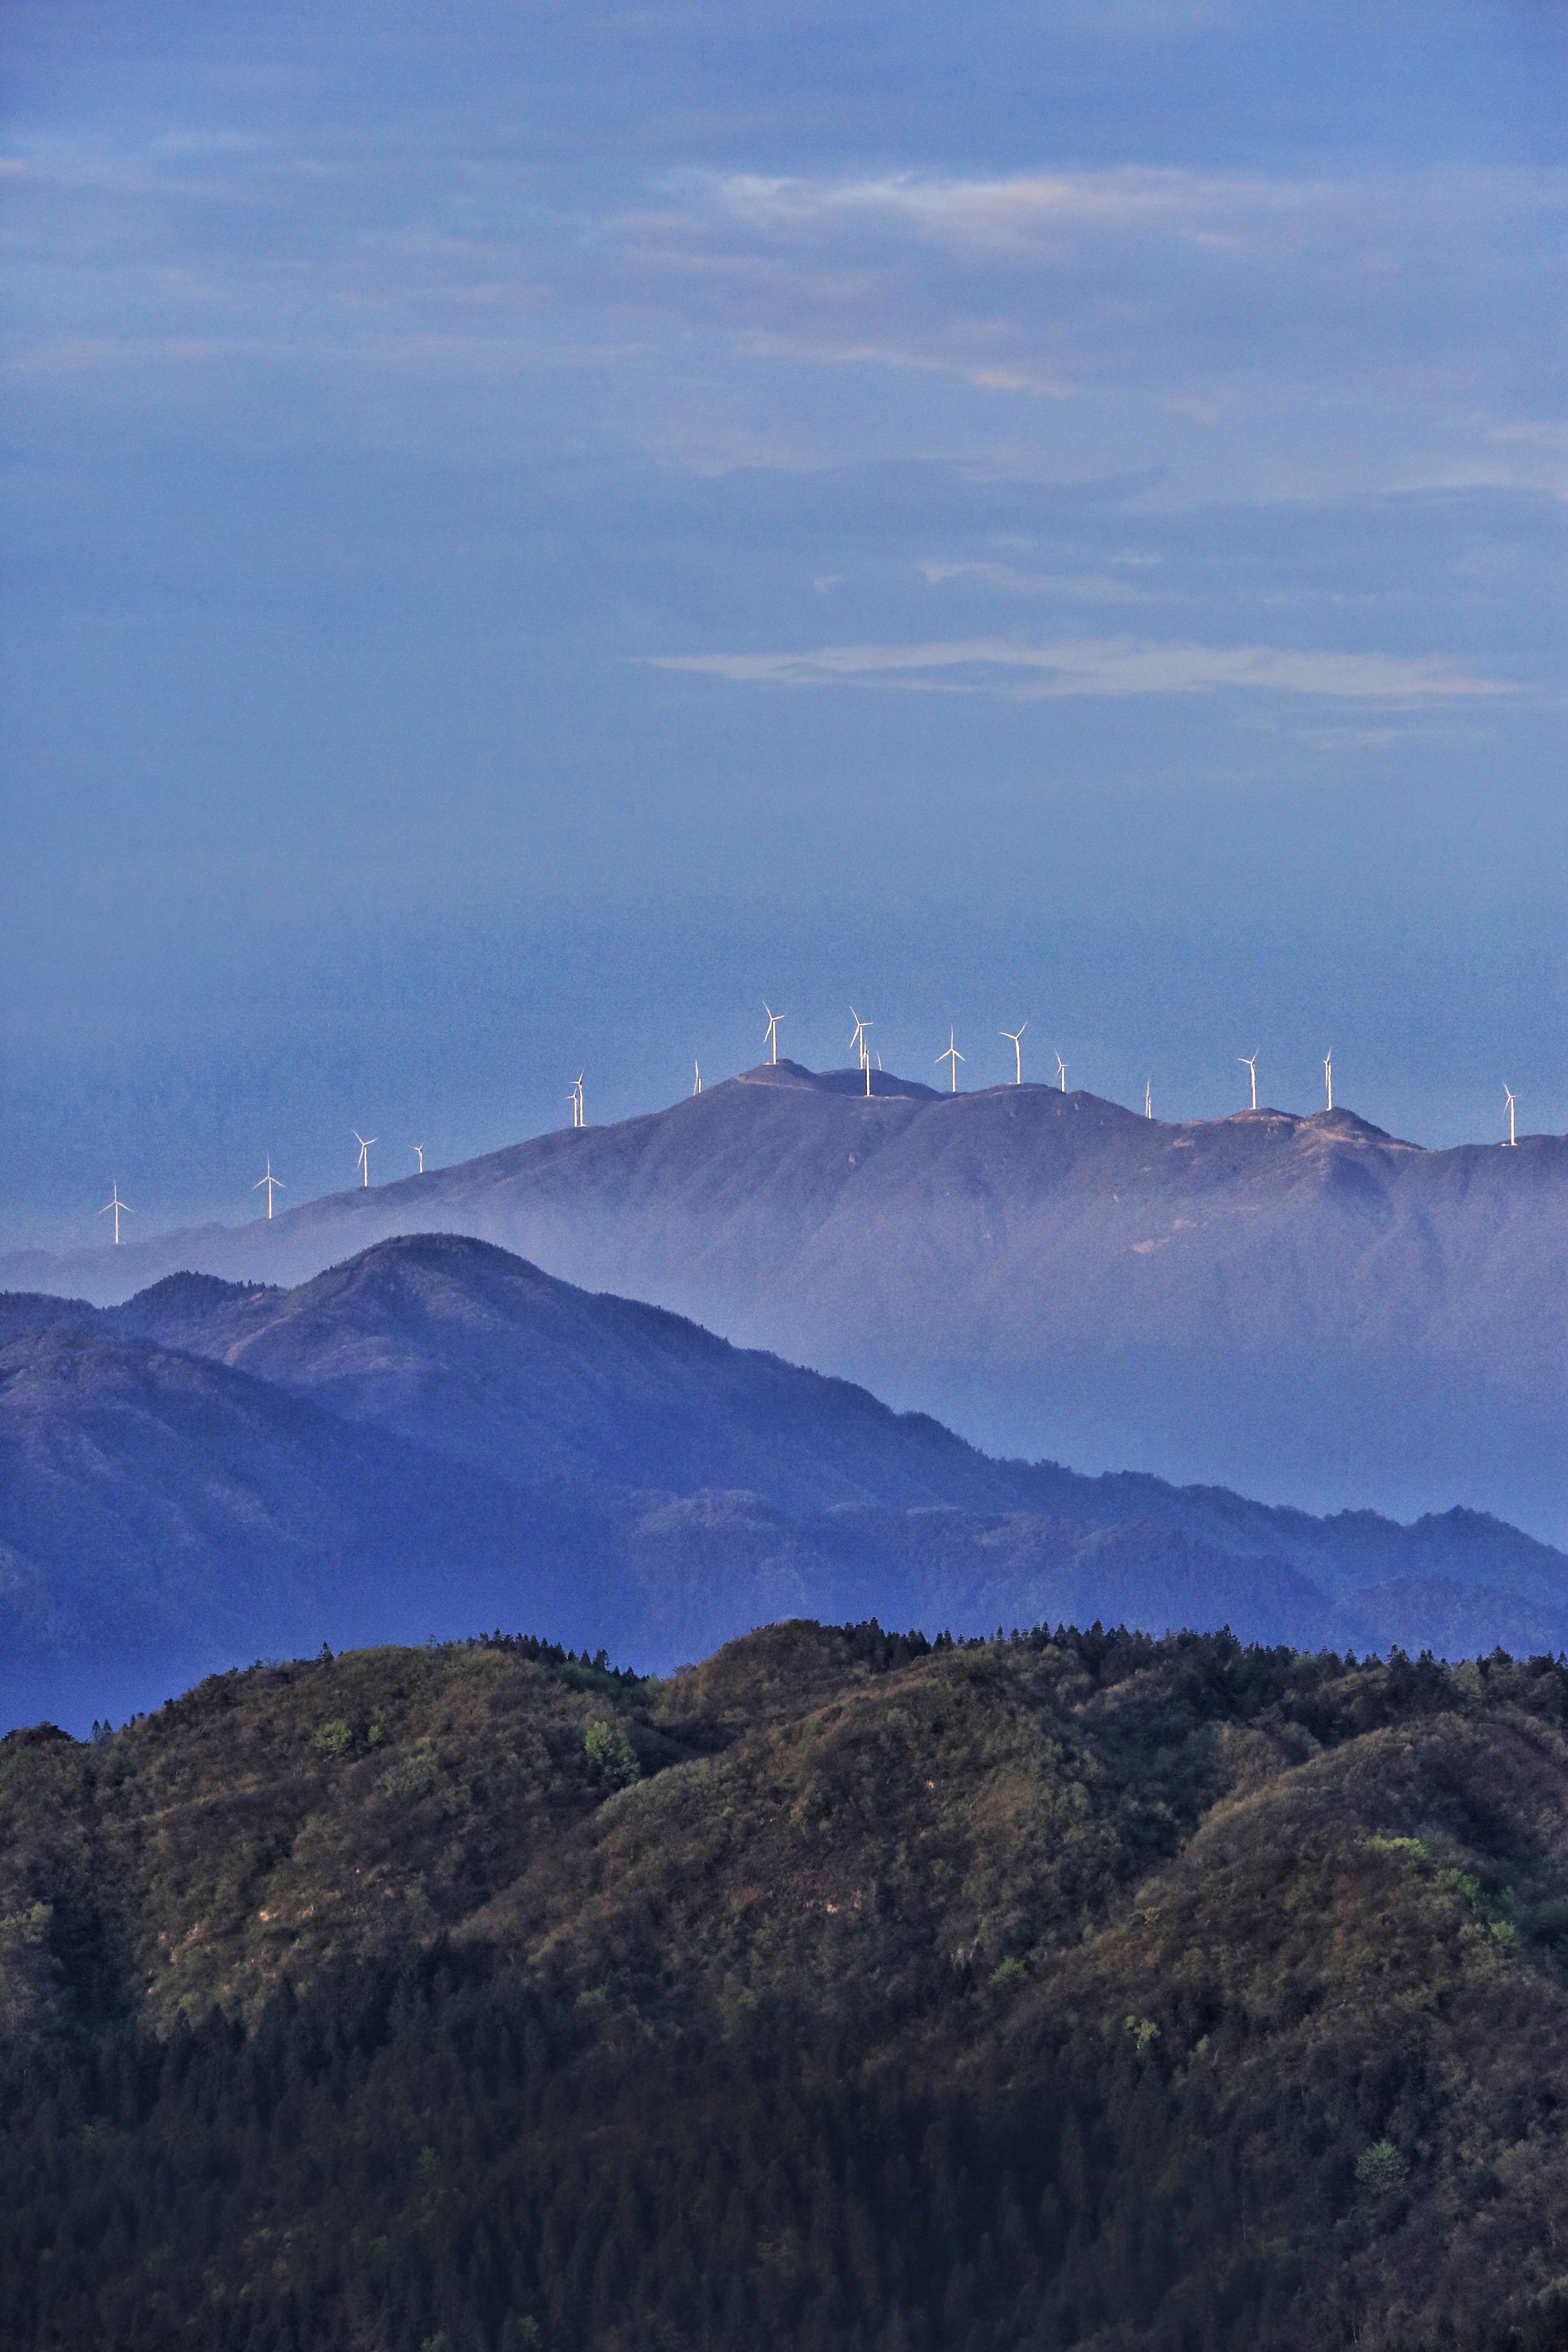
[7,1061,1564,1545]
[4,1230,1564,1734]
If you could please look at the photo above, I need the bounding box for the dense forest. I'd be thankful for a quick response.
[3,1619,1568,2351]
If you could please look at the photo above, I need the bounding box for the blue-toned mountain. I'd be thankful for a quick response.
[5,1233,1564,1733]
[5,1061,1565,1539]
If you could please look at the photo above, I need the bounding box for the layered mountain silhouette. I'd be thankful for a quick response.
[7,1063,1564,1544]
[4,1232,1564,1733]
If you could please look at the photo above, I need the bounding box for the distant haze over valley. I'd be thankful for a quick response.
[5,1062,1564,1548]
[5,1225,1566,1731]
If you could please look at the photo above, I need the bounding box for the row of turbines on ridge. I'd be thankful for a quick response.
[92,1005,1530,1244]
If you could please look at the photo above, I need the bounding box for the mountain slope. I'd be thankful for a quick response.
[8,1061,1564,1541]
[2,1622,1567,2350]
[0,1317,589,1731]
[4,1234,1564,1731]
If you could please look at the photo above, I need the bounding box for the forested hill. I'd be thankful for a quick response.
[4,1619,1568,2350]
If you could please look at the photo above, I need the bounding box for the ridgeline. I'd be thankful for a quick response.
[7,1233,1567,1733]
[6,1061,1566,1543]
[4,1618,1567,2348]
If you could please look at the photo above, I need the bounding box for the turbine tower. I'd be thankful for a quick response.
[1504,1084,1517,1146]
[1000,1022,1026,1085]
[762,1003,785,1064]
[410,1144,425,1174]
[1055,1052,1067,1093]
[354,1130,377,1186]
[1238,1053,1258,1112]
[936,1029,965,1093]
[1323,1050,1333,1112]
[1145,1079,1152,1119]
[253,1159,285,1218]
[693,1060,702,1095]
[99,1182,131,1245]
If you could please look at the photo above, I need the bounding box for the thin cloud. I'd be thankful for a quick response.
[648,637,1514,701]
[713,163,1564,256]
[734,328,1076,399]
[918,560,1145,604]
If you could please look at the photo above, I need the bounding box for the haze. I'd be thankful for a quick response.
[3,0,1564,1245]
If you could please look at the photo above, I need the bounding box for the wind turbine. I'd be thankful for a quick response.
[936,1029,965,1093]
[1504,1084,1517,1146]
[354,1130,377,1186]
[693,1060,702,1095]
[410,1143,425,1175]
[1323,1050,1333,1112]
[253,1159,285,1218]
[1054,1052,1067,1093]
[99,1182,131,1245]
[762,1003,785,1064]
[849,1008,869,1067]
[568,1074,584,1129]
[1000,1022,1026,1085]
[1145,1080,1152,1119]
[1238,1053,1258,1112]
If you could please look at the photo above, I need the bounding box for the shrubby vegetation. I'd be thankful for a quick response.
[2,1620,1568,2349]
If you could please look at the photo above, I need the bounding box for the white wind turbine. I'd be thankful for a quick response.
[253,1159,285,1218]
[1145,1079,1152,1119]
[1323,1050,1334,1112]
[1238,1053,1258,1111]
[1504,1084,1517,1146]
[99,1182,131,1245]
[693,1060,702,1095]
[568,1074,584,1129]
[936,1029,965,1093]
[354,1130,377,1186]
[410,1143,425,1174]
[1054,1052,1067,1094]
[849,1008,869,1067]
[1000,1022,1026,1085]
[762,1003,785,1064]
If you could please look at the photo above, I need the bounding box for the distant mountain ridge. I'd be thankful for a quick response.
[4,1232,1564,1733]
[5,1061,1564,1544]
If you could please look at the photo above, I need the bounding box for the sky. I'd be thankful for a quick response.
[2,0,1564,1246]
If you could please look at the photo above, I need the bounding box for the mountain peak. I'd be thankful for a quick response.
[735,1058,942,1100]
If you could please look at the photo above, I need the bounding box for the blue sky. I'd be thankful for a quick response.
[2,0,1564,1242]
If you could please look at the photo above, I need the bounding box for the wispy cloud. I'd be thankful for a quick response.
[918,559,1145,604]
[648,637,1514,701]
